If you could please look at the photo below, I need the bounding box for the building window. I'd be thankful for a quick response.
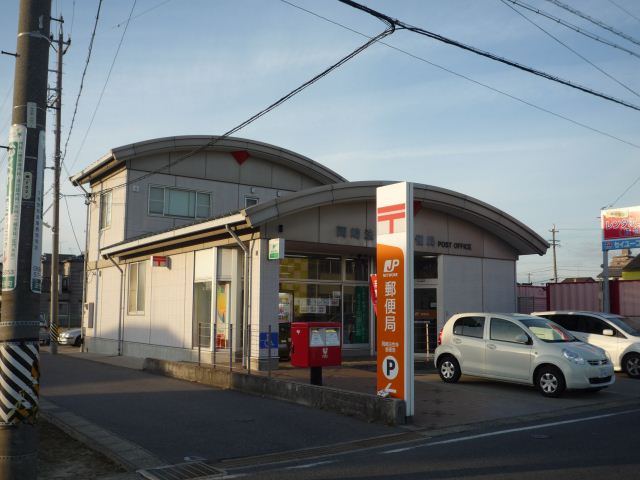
[127,261,147,314]
[245,196,259,208]
[148,186,211,219]
[99,190,112,229]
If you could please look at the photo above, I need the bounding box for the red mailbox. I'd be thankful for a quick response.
[290,322,342,368]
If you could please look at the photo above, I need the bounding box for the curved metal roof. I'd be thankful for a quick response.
[70,135,346,186]
[245,181,548,255]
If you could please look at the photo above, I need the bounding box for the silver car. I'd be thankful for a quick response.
[435,313,614,397]
[58,328,83,346]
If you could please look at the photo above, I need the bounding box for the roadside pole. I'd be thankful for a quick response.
[49,17,69,354]
[0,1,51,478]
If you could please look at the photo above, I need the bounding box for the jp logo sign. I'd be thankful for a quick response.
[383,259,400,273]
[382,355,399,380]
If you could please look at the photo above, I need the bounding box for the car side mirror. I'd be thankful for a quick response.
[515,333,530,344]
[602,329,614,337]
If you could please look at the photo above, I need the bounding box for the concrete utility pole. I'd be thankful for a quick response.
[0,1,51,478]
[549,225,560,283]
[49,17,69,355]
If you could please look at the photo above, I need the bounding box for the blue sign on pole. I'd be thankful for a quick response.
[602,238,640,251]
[259,332,279,349]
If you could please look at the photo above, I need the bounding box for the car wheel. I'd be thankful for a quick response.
[623,352,640,378]
[438,355,461,383]
[73,336,82,347]
[536,366,566,398]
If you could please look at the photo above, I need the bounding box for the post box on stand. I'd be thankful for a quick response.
[290,322,342,385]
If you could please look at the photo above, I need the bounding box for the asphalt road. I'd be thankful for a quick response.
[40,352,397,464]
[230,404,640,479]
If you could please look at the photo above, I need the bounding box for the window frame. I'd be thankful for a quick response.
[127,261,147,315]
[490,318,530,344]
[452,316,486,339]
[99,190,112,230]
[244,196,259,208]
[147,185,212,220]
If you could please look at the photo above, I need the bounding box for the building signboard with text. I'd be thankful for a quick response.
[602,206,640,251]
[376,182,414,416]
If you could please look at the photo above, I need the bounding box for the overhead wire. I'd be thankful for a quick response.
[67,0,138,174]
[545,0,640,47]
[279,0,640,150]
[112,0,174,28]
[500,0,640,99]
[606,0,640,24]
[502,1,640,60]
[338,0,640,112]
[93,13,396,197]
[62,195,83,253]
[57,0,103,186]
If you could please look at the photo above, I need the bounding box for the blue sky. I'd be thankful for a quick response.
[0,0,639,283]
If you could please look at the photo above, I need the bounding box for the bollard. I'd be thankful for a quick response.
[267,324,272,378]
[247,324,251,375]
[229,324,233,372]
[198,323,201,366]
[213,323,217,368]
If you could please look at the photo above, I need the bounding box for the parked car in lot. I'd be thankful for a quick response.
[58,328,83,346]
[435,313,614,397]
[532,311,640,379]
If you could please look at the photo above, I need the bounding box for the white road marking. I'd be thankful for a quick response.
[285,460,336,470]
[381,408,640,454]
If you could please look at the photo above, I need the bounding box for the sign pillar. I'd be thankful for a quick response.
[376,182,414,417]
[601,205,640,312]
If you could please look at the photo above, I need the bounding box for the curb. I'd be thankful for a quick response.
[40,398,165,473]
[143,358,406,426]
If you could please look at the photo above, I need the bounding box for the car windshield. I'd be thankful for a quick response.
[520,317,576,343]
[603,315,639,336]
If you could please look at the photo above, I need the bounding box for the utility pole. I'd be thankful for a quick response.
[49,17,69,355]
[549,225,560,283]
[0,1,51,478]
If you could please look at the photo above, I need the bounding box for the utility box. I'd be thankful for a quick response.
[290,322,342,368]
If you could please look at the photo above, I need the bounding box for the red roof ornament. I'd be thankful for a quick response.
[231,150,250,165]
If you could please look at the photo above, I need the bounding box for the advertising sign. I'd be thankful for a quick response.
[30,131,45,293]
[2,125,27,291]
[268,238,285,260]
[376,182,414,416]
[601,206,640,251]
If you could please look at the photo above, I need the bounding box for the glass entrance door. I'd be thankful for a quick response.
[414,288,437,357]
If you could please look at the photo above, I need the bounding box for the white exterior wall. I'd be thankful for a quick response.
[87,170,128,261]
[149,254,190,348]
[249,239,280,368]
[440,255,517,331]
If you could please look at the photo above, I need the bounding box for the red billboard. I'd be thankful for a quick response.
[602,206,640,240]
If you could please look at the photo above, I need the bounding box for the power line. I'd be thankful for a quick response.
[280,0,640,150]
[500,0,640,99]
[62,195,83,254]
[503,0,640,60]
[546,0,640,47]
[112,0,174,28]
[607,0,640,24]
[339,0,640,112]
[67,0,138,174]
[60,0,103,171]
[92,13,395,197]
[608,172,640,208]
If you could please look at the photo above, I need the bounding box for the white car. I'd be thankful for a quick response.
[435,313,614,397]
[58,328,83,346]
[532,311,640,379]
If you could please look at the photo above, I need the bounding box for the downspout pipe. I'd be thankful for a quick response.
[106,254,124,356]
[225,225,250,370]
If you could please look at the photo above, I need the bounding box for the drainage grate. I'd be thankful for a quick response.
[138,461,224,480]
